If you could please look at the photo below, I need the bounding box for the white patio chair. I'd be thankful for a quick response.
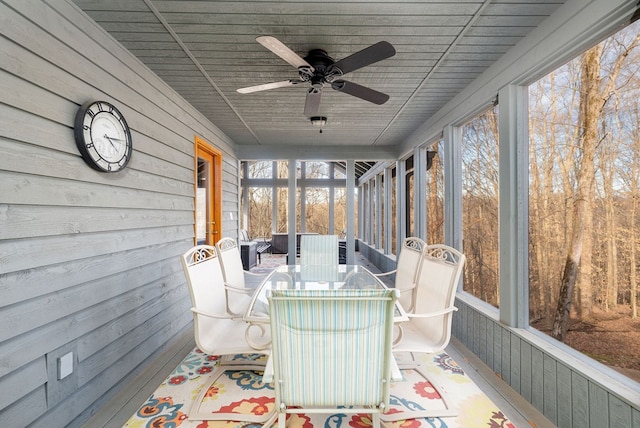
[215,237,267,317]
[383,244,466,421]
[299,234,339,265]
[262,289,401,428]
[180,245,271,422]
[373,236,426,312]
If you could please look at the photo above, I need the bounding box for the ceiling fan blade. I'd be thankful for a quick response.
[330,41,396,75]
[256,36,314,71]
[304,88,322,116]
[331,80,389,105]
[237,80,300,94]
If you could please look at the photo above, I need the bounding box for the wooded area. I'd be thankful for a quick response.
[529,24,640,332]
[457,22,640,332]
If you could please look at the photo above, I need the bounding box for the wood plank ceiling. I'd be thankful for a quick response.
[72,0,565,154]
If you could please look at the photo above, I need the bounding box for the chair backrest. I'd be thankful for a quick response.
[240,229,250,242]
[394,237,426,311]
[181,245,269,355]
[268,289,396,409]
[180,245,228,351]
[215,237,250,315]
[413,244,466,352]
[300,234,339,265]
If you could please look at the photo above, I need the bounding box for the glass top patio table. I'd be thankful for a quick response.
[244,264,407,323]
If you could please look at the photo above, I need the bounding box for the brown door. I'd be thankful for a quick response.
[194,136,222,245]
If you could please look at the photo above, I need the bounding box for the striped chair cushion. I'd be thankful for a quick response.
[268,289,395,407]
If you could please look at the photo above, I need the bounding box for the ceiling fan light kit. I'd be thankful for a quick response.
[237,36,395,117]
[310,116,327,126]
[310,116,327,133]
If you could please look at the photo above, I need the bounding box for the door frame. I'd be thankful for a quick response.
[194,136,223,245]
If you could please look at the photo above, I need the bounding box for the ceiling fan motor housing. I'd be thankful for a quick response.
[300,49,342,86]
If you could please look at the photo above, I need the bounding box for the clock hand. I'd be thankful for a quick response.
[104,135,123,149]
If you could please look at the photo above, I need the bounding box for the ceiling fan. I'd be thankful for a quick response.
[237,36,396,116]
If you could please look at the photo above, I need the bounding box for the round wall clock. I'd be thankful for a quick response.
[74,100,133,172]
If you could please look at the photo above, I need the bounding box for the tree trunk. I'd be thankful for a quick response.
[552,46,601,340]
[631,193,638,318]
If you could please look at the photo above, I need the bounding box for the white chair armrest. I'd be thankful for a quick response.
[405,306,458,319]
[245,270,268,277]
[390,355,402,381]
[190,307,231,320]
[262,355,274,384]
[223,281,256,295]
[373,269,397,277]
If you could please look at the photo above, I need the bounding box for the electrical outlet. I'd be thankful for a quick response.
[57,352,73,380]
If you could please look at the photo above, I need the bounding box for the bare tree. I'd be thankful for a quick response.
[553,31,640,339]
[552,45,601,340]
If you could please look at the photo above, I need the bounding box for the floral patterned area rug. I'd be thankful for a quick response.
[124,348,515,428]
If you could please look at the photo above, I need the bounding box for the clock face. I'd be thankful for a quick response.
[74,101,132,172]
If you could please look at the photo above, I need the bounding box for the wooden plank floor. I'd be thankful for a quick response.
[82,253,554,428]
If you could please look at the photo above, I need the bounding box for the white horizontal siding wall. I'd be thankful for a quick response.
[0,0,239,426]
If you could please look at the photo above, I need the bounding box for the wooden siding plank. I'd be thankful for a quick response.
[501,326,511,384]
[28,317,192,428]
[452,300,461,337]
[151,2,484,16]
[571,372,590,427]
[531,346,544,412]
[543,354,558,424]
[0,134,193,197]
[609,395,633,428]
[1,241,188,309]
[0,258,185,348]
[486,316,495,370]
[520,340,532,402]
[0,222,193,274]
[0,358,46,410]
[460,300,469,346]
[75,275,188,361]
[0,204,193,241]
[0,170,193,210]
[589,382,610,428]
[478,312,487,362]
[0,257,187,378]
[493,323,502,375]
[77,299,192,385]
[556,362,572,428]
[472,310,480,354]
[510,333,521,394]
[0,386,47,427]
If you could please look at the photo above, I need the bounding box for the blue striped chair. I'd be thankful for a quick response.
[300,234,339,265]
[263,289,400,428]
